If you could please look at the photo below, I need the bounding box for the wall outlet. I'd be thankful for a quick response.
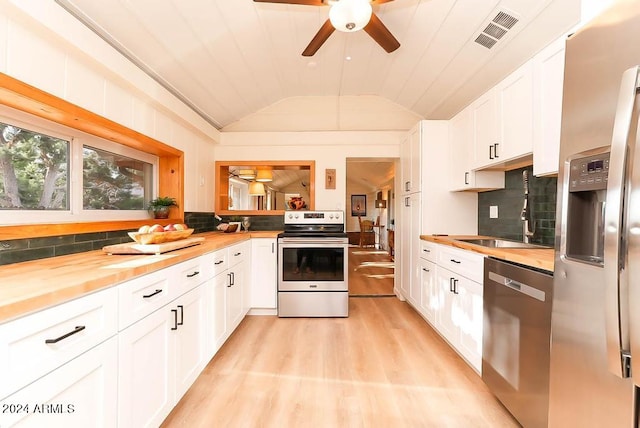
[489,205,498,219]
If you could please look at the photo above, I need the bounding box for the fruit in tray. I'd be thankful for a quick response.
[130,223,193,244]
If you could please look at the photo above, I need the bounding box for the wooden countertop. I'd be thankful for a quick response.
[0,230,281,324]
[420,235,554,273]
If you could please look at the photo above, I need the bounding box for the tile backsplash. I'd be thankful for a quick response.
[478,166,557,247]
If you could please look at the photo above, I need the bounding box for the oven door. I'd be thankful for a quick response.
[278,238,348,291]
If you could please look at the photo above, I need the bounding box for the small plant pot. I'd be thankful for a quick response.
[152,206,171,219]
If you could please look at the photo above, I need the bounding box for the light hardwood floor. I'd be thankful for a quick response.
[161,298,518,427]
[348,247,395,296]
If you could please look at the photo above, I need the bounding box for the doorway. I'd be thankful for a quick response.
[345,158,396,297]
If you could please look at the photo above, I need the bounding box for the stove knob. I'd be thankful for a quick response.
[294,213,300,219]
[288,213,293,219]
[329,214,334,219]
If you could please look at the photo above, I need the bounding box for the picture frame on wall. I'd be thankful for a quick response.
[351,194,366,216]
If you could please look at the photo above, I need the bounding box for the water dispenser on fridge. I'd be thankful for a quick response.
[565,151,610,265]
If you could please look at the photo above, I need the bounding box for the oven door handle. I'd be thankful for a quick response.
[279,238,347,244]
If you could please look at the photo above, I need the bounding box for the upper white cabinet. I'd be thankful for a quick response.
[449,107,504,192]
[472,90,500,168]
[400,122,422,194]
[533,36,566,176]
[496,61,534,162]
[473,61,534,169]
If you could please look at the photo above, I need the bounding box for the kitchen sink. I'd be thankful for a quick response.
[455,238,551,249]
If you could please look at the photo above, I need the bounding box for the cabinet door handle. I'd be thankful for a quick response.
[271,243,275,253]
[177,305,184,326]
[231,271,235,286]
[489,145,494,160]
[404,197,410,207]
[171,309,178,330]
[422,268,429,272]
[453,279,459,294]
[227,273,232,287]
[464,172,469,185]
[405,181,411,192]
[186,271,200,278]
[450,259,461,264]
[45,325,86,344]
[214,260,224,265]
[234,252,241,257]
[143,289,163,299]
[493,143,500,158]
[423,248,430,253]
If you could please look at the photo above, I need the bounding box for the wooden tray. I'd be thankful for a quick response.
[102,237,205,255]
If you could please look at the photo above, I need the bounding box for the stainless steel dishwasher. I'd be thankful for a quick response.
[482,257,553,428]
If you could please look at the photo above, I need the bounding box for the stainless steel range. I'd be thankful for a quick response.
[277,210,348,317]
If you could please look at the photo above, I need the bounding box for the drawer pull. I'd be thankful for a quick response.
[450,259,461,264]
[186,271,200,278]
[177,305,184,326]
[45,325,86,344]
[171,309,178,331]
[423,249,430,253]
[234,252,241,257]
[143,289,163,299]
[214,260,224,265]
[422,268,430,272]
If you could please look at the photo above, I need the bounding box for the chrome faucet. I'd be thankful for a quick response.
[521,170,535,243]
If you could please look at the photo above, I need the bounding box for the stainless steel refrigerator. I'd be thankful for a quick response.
[550,0,640,426]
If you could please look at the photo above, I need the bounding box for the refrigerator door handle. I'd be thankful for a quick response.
[604,65,640,378]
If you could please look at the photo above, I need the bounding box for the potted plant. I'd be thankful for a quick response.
[148,196,177,219]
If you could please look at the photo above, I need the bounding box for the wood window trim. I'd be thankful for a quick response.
[215,160,315,216]
[0,73,184,240]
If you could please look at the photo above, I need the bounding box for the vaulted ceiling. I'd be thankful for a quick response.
[54,0,581,132]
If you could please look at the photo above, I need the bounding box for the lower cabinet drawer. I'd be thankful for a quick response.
[118,268,172,330]
[0,336,118,428]
[0,287,118,400]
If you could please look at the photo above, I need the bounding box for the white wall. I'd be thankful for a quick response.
[0,0,220,212]
[217,131,402,213]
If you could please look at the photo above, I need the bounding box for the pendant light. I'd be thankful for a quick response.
[237,169,256,180]
[255,169,273,182]
[249,182,266,196]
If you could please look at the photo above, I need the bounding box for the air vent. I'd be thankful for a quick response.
[475,34,498,49]
[474,9,520,50]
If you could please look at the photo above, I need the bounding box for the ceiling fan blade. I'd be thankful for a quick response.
[302,19,335,56]
[371,0,395,4]
[253,0,326,5]
[363,12,400,53]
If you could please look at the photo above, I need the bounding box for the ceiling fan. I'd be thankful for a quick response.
[253,0,400,56]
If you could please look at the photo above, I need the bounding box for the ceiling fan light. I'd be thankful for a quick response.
[237,169,256,180]
[255,169,273,182]
[329,0,372,33]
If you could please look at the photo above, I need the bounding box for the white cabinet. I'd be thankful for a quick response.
[250,238,277,313]
[433,245,484,373]
[449,108,504,192]
[400,122,422,194]
[0,336,118,428]
[118,296,175,428]
[209,272,228,353]
[533,36,566,176]
[227,241,250,332]
[0,287,118,400]
[118,284,207,428]
[472,90,500,168]
[174,285,207,398]
[399,192,420,301]
[496,61,534,162]
[418,258,438,325]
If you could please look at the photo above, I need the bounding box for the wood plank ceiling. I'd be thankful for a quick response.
[54,0,581,131]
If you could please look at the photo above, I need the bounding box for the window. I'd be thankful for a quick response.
[0,121,69,210]
[0,106,157,225]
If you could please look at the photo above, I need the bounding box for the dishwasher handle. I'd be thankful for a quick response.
[488,271,546,302]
